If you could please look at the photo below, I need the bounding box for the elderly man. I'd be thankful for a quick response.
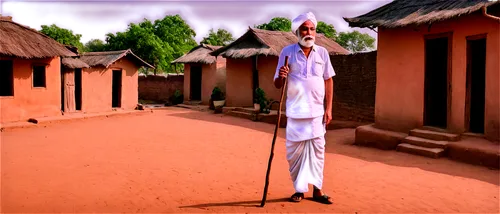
[273,11,334,204]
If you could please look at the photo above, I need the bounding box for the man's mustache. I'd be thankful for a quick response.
[302,35,314,41]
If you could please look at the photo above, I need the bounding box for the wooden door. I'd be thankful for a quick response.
[63,70,76,112]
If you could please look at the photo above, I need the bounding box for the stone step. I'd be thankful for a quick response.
[409,128,460,142]
[225,110,257,121]
[183,100,202,105]
[396,143,445,159]
[234,107,259,114]
[403,136,448,149]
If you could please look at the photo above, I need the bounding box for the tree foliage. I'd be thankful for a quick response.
[255,17,291,32]
[316,21,337,40]
[336,30,376,52]
[83,39,107,52]
[104,15,197,74]
[39,24,84,52]
[200,28,235,46]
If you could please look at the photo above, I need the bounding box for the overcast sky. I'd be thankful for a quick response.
[1,0,390,44]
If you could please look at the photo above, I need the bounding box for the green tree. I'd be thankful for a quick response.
[336,30,376,52]
[106,19,171,75]
[39,24,84,52]
[105,15,197,74]
[83,39,107,52]
[316,21,337,40]
[255,17,291,32]
[152,15,197,64]
[200,28,235,46]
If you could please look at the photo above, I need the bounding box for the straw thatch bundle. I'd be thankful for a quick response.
[211,28,350,59]
[344,0,500,29]
[0,17,76,58]
[171,44,222,64]
[62,57,90,69]
[79,49,154,68]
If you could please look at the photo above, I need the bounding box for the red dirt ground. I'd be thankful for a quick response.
[1,107,499,213]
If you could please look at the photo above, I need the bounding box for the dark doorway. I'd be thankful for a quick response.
[252,56,259,102]
[75,68,82,111]
[190,65,202,101]
[112,70,122,108]
[0,60,14,97]
[424,34,450,129]
[465,36,486,134]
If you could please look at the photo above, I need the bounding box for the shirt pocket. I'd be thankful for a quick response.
[312,59,325,77]
[288,62,301,77]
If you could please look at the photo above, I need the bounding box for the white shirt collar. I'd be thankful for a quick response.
[295,43,317,53]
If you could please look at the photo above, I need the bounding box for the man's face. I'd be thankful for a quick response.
[298,20,316,38]
[297,20,316,47]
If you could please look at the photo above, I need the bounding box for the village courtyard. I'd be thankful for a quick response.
[0,107,498,213]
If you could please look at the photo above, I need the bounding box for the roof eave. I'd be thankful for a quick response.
[209,27,256,56]
[343,1,500,29]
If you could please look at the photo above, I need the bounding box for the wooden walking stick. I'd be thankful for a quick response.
[260,55,289,207]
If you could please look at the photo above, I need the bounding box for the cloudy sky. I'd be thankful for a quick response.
[1,0,390,44]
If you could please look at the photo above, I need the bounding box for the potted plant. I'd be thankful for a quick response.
[211,87,225,108]
[168,89,184,106]
[254,88,269,113]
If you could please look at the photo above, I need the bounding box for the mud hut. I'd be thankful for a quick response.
[210,27,350,108]
[77,49,154,113]
[0,16,76,123]
[344,0,500,149]
[172,44,226,105]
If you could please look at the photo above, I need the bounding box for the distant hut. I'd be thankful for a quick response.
[0,16,76,123]
[344,0,500,147]
[77,49,154,113]
[172,44,226,105]
[210,27,350,108]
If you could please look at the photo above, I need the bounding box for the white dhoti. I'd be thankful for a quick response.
[285,116,326,193]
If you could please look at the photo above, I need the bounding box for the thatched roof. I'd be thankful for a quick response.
[171,44,222,64]
[0,16,77,59]
[343,0,500,29]
[210,28,350,59]
[79,49,154,69]
[62,57,90,69]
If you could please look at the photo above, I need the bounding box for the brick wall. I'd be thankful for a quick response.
[138,74,184,103]
[330,51,377,122]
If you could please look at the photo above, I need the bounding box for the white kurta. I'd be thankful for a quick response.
[274,43,336,193]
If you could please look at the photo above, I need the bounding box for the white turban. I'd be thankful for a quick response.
[291,12,317,33]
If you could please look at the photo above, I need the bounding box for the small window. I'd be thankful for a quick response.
[33,65,46,87]
[0,60,14,96]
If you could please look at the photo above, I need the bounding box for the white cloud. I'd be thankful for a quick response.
[1,0,388,44]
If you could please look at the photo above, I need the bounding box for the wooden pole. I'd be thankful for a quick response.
[260,55,289,207]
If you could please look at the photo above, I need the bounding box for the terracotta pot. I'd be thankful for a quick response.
[213,100,225,107]
[254,103,260,111]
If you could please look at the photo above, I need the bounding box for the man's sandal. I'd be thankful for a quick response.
[290,192,304,202]
[312,194,333,204]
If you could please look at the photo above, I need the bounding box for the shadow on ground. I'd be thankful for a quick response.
[165,108,499,186]
[178,198,290,209]
[164,107,285,138]
[323,129,499,186]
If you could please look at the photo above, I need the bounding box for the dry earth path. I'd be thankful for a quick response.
[1,107,498,213]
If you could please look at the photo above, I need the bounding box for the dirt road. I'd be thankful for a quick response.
[1,107,498,213]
